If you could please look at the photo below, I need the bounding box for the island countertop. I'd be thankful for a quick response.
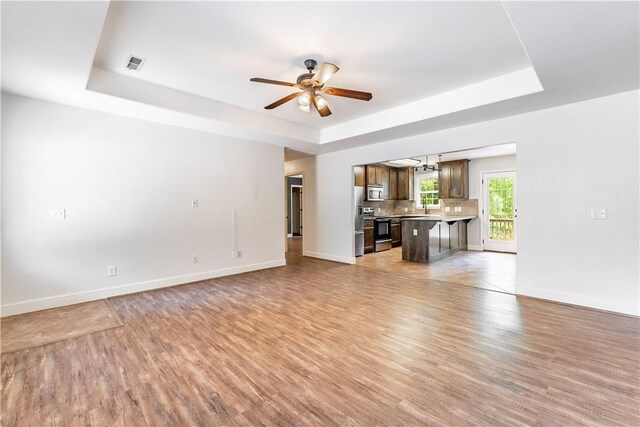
[400,215,477,222]
[401,216,473,263]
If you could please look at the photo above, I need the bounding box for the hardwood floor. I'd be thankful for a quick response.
[2,253,638,426]
[287,236,302,254]
[0,300,122,354]
[358,248,517,294]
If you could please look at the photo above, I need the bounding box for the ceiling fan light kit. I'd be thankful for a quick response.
[250,58,373,118]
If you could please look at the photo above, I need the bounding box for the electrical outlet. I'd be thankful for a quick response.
[192,199,199,208]
[404,207,408,212]
[413,229,418,236]
[50,209,66,220]
[444,207,451,212]
[231,250,242,259]
[454,206,462,212]
[107,265,117,277]
[193,255,199,264]
[591,208,607,220]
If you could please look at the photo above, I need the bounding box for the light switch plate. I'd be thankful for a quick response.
[591,208,607,220]
[413,229,418,236]
[192,199,199,208]
[444,207,451,212]
[107,265,117,277]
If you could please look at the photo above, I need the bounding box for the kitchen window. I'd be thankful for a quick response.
[418,177,439,208]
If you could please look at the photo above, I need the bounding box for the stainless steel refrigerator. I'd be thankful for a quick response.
[354,186,365,256]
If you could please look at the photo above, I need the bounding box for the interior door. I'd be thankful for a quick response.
[291,187,302,236]
[483,171,516,253]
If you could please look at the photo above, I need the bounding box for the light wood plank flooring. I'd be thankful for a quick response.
[1,252,638,426]
[1,300,122,354]
[287,236,302,254]
[358,248,517,294]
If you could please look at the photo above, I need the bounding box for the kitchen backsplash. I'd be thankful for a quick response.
[440,199,479,216]
[364,198,478,216]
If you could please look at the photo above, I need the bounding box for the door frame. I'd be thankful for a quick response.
[290,185,303,236]
[482,170,517,253]
[284,173,304,254]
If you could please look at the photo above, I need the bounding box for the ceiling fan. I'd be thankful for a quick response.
[250,59,373,117]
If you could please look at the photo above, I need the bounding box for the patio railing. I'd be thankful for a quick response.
[489,218,514,241]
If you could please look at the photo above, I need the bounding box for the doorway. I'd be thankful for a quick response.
[291,186,303,236]
[482,171,517,253]
[286,175,303,254]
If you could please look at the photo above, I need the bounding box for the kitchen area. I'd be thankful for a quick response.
[353,144,518,293]
[354,155,479,263]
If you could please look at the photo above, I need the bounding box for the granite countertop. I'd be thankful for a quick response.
[400,215,477,222]
[364,214,477,221]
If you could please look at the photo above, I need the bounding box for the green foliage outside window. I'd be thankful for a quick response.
[488,177,514,219]
[419,178,439,207]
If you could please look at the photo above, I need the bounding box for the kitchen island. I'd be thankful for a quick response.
[401,216,476,263]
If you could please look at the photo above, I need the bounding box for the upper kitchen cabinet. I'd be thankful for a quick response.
[438,159,469,199]
[397,167,414,200]
[365,165,390,187]
[379,166,390,199]
[364,164,413,201]
[366,164,377,185]
[388,168,398,200]
[354,165,365,187]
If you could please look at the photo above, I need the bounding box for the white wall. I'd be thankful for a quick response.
[467,155,517,249]
[1,93,285,316]
[302,90,640,315]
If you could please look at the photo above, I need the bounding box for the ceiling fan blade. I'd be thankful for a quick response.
[323,87,373,101]
[264,92,301,110]
[318,104,332,117]
[313,63,339,85]
[309,92,332,117]
[250,77,299,87]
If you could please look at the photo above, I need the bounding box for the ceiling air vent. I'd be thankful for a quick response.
[126,55,145,71]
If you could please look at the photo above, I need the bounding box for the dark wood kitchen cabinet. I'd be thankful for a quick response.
[366,165,377,185]
[379,166,390,199]
[388,168,398,200]
[438,159,469,199]
[397,167,415,200]
[365,164,390,198]
[364,219,374,254]
[354,165,365,187]
[391,218,402,247]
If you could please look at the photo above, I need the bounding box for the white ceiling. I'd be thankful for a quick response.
[384,143,516,167]
[93,1,530,128]
[1,1,638,154]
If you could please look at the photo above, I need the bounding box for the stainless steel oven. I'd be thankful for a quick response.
[367,185,383,201]
[374,217,392,252]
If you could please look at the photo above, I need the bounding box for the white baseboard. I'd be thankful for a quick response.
[0,259,286,317]
[467,244,483,251]
[517,286,639,317]
[303,251,356,265]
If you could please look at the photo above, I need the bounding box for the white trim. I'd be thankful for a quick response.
[482,170,517,253]
[303,251,357,265]
[285,172,304,254]
[467,244,484,251]
[0,259,286,317]
[517,286,639,317]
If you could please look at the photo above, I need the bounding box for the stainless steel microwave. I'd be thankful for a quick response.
[367,185,384,201]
